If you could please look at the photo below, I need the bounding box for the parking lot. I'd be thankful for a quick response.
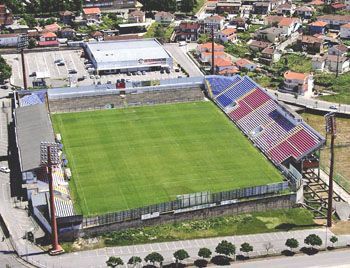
[3,48,187,89]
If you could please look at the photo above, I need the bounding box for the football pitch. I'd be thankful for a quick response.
[52,101,283,216]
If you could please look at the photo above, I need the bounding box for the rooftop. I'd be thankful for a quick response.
[86,39,171,64]
[284,71,308,81]
[83,7,101,15]
[15,104,55,172]
[278,17,298,27]
[309,21,328,27]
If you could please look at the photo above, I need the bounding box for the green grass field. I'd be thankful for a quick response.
[52,101,283,216]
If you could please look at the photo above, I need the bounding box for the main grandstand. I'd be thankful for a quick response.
[14,75,325,238]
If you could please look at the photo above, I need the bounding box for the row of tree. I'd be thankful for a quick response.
[140,0,197,13]
[2,0,82,15]
[0,55,12,83]
[106,234,339,267]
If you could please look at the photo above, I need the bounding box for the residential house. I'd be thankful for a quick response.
[235,58,257,71]
[128,10,145,23]
[91,31,104,41]
[217,0,242,13]
[202,15,224,33]
[82,0,137,9]
[312,54,350,73]
[296,35,324,54]
[264,15,284,27]
[308,21,327,35]
[83,7,101,24]
[346,0,350,10]
[276,2,295,16]
[295,6,314,19]
[230,17,248,31]
[59,10,75,25]
[175,22,201,42]
[0,33,18,47]
[214,58,238,75]
[309,0,324,5]
[340,23,350,38]
[328,44,348,56]
[318,15,350,30]
[253,2,273,15]
[331,3,346,12]
[38,32,59,47]
[44,23,61,33]
[196,42,226,63]
[5,24,29,34]
[218,28,237,43]
[278,17,300,36]
[282,71,314,95]
[260,47,281,65]
[248,40,271,51]
[255,27,285,43]
[205,0,218,13]
[154,11,174,25]
[60,28,76,39]
[0,4,13,26]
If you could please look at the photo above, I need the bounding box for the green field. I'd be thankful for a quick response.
[52,102,283,216]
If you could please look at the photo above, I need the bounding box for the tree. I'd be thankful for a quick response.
[0,55,12,83]
[330,236,338,248]
[285,238,299,253]
[128,256,142,266]
[144,252,164,266]
[240,242,253,258]
[106,256,124,267]
[198,247,212,259]
[28,38,37,49]
[180,0,196,13]
[215,240,236,257]
[304,234,322,250]
[263,242,273,256]
[173,249,189,264]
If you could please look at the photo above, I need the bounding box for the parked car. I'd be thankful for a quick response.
[137,71,142,75]
[68,69,77,74]
[142,71,146,75]
[127,72,132,76]
[54,59,63,64]
[160,69,165,74]
[329,105,338,110]
[29,72,36,77]
[0,85,9,89]
[165,69,170,74]
[57,62,65,66]
[77,77,85,82]
[0,167,10,173]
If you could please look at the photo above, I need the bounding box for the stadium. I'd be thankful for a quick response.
[14,75,325,240]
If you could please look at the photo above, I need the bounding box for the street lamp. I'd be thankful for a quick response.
[40,142,64,255]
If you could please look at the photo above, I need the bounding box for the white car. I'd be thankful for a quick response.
[0,167,10,173]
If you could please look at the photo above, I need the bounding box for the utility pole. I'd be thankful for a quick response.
[211,25,215,75]
[17,34,28,90]
[336,53,340,78]
[40,142,64,255]
[324,112,336,228]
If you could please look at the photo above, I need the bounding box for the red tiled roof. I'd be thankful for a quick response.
[83,7,101,15]
[218,68,239,75]
[221,28,236,35]
[341,23,350,29]
[214,58,233,67]
[309,21,328,27]
[41,32,56,38]
[284,71,308,80]
[236,58,253,67]
[278,17,298,27]
[38,40,59,46]
[44,23,60,32]
[331,3,346,9]
[198,42,225,51]
[179,22,200,30]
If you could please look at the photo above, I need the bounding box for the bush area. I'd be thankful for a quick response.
[144,22,174,42]
[314,73,350,105]
[102,208,316,247]
[272,54,312,74]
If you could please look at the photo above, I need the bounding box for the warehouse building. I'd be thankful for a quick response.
[84,39,173,74]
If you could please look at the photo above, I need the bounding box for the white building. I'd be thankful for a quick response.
[154,11,174,24]
[0,33,19,47]
[340,23,350,38]
[278,17,300,36]
[218,28,237,43]
[84,39,173,74]
[282,71,314,95]
[312,55,350,74]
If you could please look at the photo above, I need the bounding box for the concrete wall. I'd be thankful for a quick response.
[49,86,204,113]
[80,194,296,237]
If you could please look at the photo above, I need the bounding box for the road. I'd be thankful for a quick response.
[271,90,350,116]
[237,248,350,268]
[164,43,204,77]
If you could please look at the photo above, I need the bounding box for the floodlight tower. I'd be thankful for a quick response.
[211,25,215,75]
[17,34,28,90]
[40,142,64,255]
[324,112,336,228]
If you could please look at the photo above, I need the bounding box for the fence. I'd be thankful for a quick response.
[82,181,289,228]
